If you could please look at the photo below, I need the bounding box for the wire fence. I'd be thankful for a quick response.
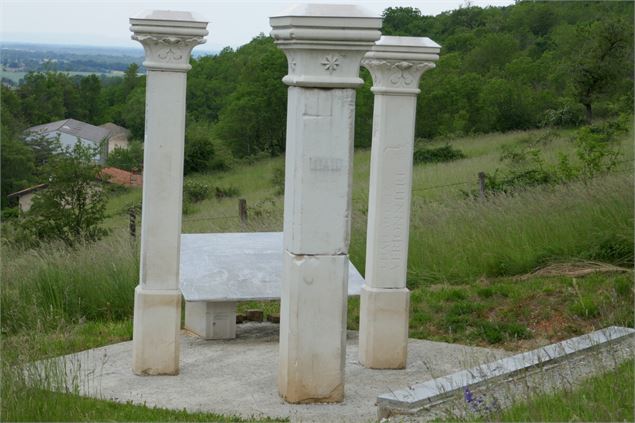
[121,162,634,237]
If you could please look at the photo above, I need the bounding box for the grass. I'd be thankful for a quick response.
[404,174,634,283]
[404,272,633,349]
[1,125,633,421]
[468,359,635,422]
[1,365,283,422]
[1,234,138,336]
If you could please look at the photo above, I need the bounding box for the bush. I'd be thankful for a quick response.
[1,207,19,220]
[214,185,240,199]
[271,166,284,196]
[541,104,585,127]
[183,180,210,203]
[106,141,143,172]
[413,144,466,164]
[20,141,108,247]
[185,122,216,174]
[482,117,626,194]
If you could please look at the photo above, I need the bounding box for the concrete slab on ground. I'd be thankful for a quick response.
[47,323,510,422]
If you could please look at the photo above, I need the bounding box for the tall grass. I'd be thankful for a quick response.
[475,359,634,422]
[349,173,633,284]
[405,174,633,284]
[1,232,138,335]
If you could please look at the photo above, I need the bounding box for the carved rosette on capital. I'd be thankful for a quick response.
[270,8,382,89]
[130,11,208,72]
[362,59,435,95]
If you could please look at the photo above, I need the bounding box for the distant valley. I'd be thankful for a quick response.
[1,42,216,85]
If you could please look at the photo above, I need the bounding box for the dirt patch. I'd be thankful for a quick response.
[515,261,630,281]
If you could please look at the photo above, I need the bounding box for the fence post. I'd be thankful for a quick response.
[129,207,136,240]
[238,198,248,224]
[478,171,486,200]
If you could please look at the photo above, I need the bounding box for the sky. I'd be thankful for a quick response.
[1,0,514,53]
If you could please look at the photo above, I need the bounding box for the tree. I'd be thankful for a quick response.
[78,74,102,123]
[214,36,287,157]
[563,19,632,123]
[23,141,108,246]
[122,63,140,99]
[1,136,35,208]
[121,85,146,139]
[106,140,144,172]
[18,72,66,124]
[184,121,216,174]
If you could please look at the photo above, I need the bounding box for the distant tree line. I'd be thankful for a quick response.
[2,1,633,208]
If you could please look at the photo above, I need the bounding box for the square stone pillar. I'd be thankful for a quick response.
[270,4,381,403]
[359,36,440,369]
[129,10,207,376]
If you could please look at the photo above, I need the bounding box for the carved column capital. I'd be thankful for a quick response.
[130,10,208,72]
[270,4,382,88]
[362,36,441,95]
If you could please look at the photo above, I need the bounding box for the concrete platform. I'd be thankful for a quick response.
[46,323,510,422]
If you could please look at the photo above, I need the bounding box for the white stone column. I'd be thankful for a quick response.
[270,4,381,403]
[359,36,440,369]
[130,10,207,376]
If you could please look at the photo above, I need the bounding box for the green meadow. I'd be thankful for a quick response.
[2,126,633,421]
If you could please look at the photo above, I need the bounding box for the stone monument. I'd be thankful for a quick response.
[130,10,208,375]
[359,36,440,369]
[270,4,381,403]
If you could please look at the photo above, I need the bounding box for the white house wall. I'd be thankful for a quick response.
[48,132,106,165]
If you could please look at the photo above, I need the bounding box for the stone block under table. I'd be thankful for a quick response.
[180,232,365,340]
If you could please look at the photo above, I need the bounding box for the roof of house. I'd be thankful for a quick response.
[26,119,111,143]
[99,122,131,139]
[100,167,142,187]
[7,183,48,199]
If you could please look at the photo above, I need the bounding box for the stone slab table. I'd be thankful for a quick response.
[180,232,365,340]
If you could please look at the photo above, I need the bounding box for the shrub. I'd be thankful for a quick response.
[184,122,216,174]
[20,141,108,247]
[271,166,285,196]
[413,144,466,164]
[541,104,585,127]
[214,185,240,199]
[482,117,626,194]
[106,140,143,172]
[1,207,19,220]
[183,180,210,203]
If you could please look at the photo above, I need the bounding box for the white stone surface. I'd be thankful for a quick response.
[362,36,439,289]
[132,287,182,375]
[270,4,382,88]
[271,5,381,403]
[364,94,418,289]
[184,301,237,340]
[40,327,509,422]
[278,251,348,403]
[377,326,635,420]
[282,87,355,255]
[130,10,207,376]
[179,232,365,301]
[359,36,439,370]
[358,286,410,369]
[130,11,208,72]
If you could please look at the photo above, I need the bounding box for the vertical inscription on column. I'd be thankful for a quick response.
[379,168,408,271]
